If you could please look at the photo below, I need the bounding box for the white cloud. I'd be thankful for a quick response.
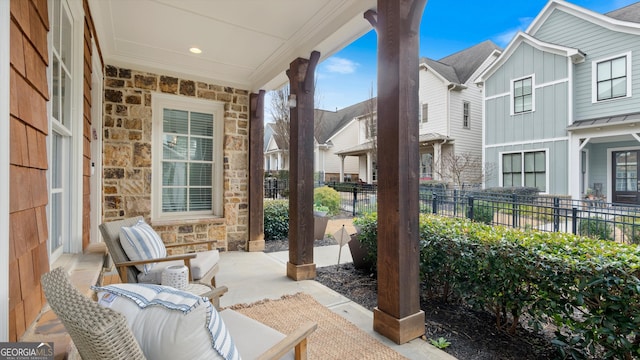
[493,17,534,47]
[323,57,359,74]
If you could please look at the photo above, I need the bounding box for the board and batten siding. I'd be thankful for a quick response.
[484,42,570,147]
[533,9,640,120]
[485,140,568,195]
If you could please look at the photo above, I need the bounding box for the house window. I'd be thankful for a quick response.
[420,153,433,180]
[421,103,428,123]
[48,0,81,259]
[513,77,533,113]
[502,151,546,192]
[596,55,627,101]
[462,101,470,129]
[152,94,224,220]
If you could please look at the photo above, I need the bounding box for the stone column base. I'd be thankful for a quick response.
[286,262,316,281]
[373,307,425,345]
[247,239,265,252]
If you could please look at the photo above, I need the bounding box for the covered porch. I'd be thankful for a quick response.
[569,112,640,204]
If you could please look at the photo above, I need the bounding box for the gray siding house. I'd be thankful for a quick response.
[477,0,640,203]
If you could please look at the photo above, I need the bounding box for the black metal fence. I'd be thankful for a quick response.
[265,179,640,243]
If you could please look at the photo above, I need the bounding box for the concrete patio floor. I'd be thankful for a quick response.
[217,246,456,360]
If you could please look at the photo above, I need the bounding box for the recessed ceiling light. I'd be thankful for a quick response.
[189,47,202,54]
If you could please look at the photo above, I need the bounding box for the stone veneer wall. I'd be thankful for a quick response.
[102,65,250,251]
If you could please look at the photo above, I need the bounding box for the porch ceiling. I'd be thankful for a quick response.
[88,0,376,92]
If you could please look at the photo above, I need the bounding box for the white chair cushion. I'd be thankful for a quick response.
[119,219,167,274]
[95,283,239,360]
[220,309,294,360]
[137,250,220,284]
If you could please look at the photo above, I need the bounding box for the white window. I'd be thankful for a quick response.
[511,75,534,114]
[421,103,428,123]
[593,53,632,102]
[420,153,433,179]
[152,94,224,221]
[501,150,547,192]
[462,101,470,129]
[48,0,83,259]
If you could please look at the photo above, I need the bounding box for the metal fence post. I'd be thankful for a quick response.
[572,207,578,235]
[468,196,474,220]
[553,197,560,232]
[512,193,518,228]
[453,189,458,216]
[432,193,437,214]
[352,186,357,217]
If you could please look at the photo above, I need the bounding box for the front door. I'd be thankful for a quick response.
[612,150,640,205]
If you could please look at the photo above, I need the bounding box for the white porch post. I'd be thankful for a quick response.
[433,142,442,181]
[569,135,582,201]
[367,152,373,183]
[339,155,345,182]
[1,0,10,341]
[277,152,283,171]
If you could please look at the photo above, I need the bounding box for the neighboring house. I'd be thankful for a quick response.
[264,122,289,173]
[264,100,373,183]
[477,0,640,204]
[418,40,501,186]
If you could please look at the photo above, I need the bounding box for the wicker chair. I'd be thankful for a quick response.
[99,216,219,287]
[42,268,317,360]
[41,267,145,360]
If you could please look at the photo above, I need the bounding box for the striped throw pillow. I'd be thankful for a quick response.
[119,219,167,274]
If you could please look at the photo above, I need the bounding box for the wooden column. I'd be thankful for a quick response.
[286,51,320,280]
[248,90,266,252]
[366,0,427,344]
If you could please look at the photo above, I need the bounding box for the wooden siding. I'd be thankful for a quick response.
[418,69,447,135]
[9,0,50,342]
[534,9,640,120]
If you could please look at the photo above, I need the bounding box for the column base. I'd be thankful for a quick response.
[373,307,425,344]
[286,262,316,281]
[247,239,265,252]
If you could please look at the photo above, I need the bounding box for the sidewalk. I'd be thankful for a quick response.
[217,232,456,359]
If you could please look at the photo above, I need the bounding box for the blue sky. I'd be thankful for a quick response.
[307,0,638,113]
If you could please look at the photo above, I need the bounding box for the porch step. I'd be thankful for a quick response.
[21,243,108,360]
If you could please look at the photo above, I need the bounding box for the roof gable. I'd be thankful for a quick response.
[420,40,501,85]
[315,98,375,143]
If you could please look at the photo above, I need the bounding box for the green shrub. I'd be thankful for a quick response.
[470,201,494,224]
[352,212,378,272]
[356,212,640,358]
[578,216,613,240]
[263,199,289,240]
[314,186,341,216]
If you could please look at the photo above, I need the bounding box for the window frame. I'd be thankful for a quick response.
[151,93,225,222]
[592,52,632,103]
[510,74,535,115]
[499,149,548,193]
[462,101,470,129]
[420,102,428,123]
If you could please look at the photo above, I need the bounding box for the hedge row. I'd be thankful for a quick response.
[354,213,640,359]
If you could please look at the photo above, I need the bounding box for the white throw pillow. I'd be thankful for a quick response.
[119,219,167,274]
[94,283,240,360]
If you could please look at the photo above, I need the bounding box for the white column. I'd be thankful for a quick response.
[569,135,582,201]
[366,152,372,183]
[277,152,283,171]
[339,156,345,182]
[433,142,442,181]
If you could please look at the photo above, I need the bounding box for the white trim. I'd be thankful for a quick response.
[484,92,510,101]
[535,77,569,89]
[510,74,536,116]
[591,51,632,103]
[90,39,103,243]
[485,136,569,149]
[498,148,550,194]
[1,0,11,342]
[607,145,640,204]
[151,93,225,222]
